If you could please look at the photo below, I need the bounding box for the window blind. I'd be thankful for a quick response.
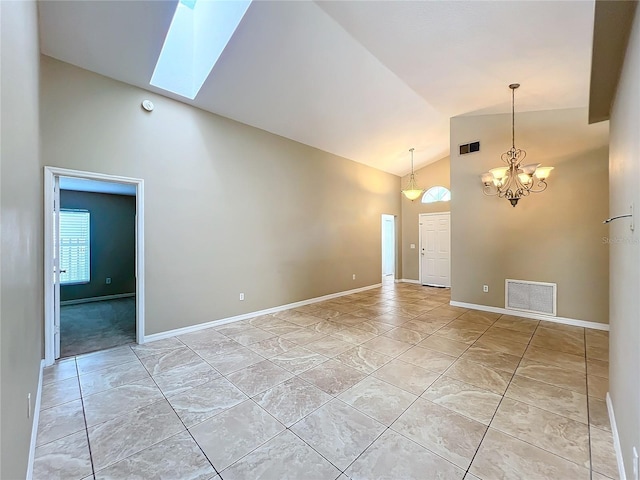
[59,209,90,284]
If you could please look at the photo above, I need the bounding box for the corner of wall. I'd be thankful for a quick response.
[1,1,45,477]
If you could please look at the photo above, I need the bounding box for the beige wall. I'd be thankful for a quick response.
[608,4,640,476]
[400,156,450,281]
[450,108,610,324]
[0,1,44,477]
[40,57,401,336]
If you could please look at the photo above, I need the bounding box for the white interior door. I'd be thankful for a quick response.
[420,213,451,287]
[381,214,395,278]
[53,176,61,359]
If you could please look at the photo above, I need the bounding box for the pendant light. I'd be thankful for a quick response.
[401,148,424,201]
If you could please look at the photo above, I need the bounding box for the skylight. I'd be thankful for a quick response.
[150,0,252,99]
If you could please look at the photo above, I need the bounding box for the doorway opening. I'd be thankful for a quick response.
[44,167,145,365]
[419,212,451,287]
[381,214,396,285]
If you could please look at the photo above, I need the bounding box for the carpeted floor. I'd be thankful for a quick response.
[60,297,136,357]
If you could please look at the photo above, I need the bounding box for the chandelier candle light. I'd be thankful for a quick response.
[480,84,553,207]
[401,148,424,201]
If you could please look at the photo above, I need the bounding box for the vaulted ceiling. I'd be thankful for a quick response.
[38,0,597,175]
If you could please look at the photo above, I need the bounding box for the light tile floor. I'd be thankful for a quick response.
[34,283,619,480]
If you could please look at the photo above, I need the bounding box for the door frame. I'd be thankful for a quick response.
[381,214,397,281]
[381,214,397,280]
[44,166,145,366]
[418,212,451,287]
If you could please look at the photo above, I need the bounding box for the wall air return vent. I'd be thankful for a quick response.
[505,279,557,316]
[459,141,480,155]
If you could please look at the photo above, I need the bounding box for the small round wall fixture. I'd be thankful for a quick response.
[141,100,154,112]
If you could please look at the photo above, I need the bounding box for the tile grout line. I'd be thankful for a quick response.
[331,306,467,476]
[138,338,284,478]
[138,341,224,479]
[156,338,279,476]
[330,289,455,474]
[74,356,98,480]
[160,335,350,478]
[461,314,539,477]
[585,327,594,480]
[82,343,203,476]
[335,292,468,472]
[468,321,599,477]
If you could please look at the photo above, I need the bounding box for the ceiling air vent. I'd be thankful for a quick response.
[459,141,480,155]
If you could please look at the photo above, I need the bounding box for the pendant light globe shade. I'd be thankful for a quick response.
[401,148,424,201]
[402,185,424,201]
[535,166,554,180]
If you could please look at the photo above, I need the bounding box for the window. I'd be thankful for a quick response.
[59,209,90,284]
[422,186,451,203]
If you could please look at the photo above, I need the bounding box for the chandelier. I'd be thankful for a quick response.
[480,84,553,207]
[401,148,424,201]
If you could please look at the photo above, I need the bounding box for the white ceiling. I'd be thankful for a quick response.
[38,0,597,175]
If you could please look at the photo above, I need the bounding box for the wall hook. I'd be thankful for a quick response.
[603,203,634,231]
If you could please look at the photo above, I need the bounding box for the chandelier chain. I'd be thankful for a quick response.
[511,86,515,149]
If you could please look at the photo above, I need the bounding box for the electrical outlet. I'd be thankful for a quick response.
[352,274,356,280]
[27,393,31,418]
[239,293,245,301]
[483,285,489,293]
[633,446,638,480]
[106,277,112,284]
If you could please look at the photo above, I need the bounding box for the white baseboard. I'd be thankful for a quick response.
[143,283,383,343]
[606,392,627,480]
[26,359,45,480]
[448,300,609,331]
[398,279,421,284]
[60,293,135,306]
